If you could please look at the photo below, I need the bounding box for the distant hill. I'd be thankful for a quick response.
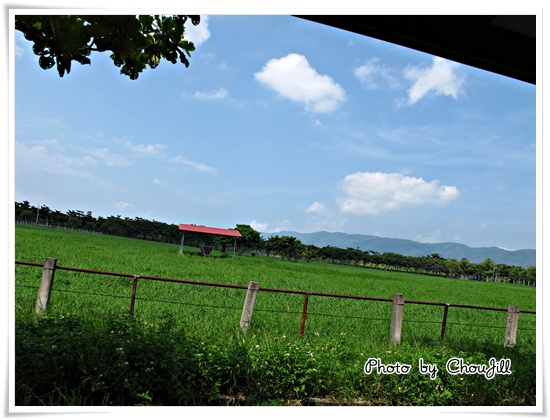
[262,231,536,267]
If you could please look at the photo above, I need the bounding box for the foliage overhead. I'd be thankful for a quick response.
[15,15,200,80]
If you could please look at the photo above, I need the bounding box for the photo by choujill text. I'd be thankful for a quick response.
[363,357,512,380]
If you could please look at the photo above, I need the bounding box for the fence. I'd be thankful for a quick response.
[16,258,536,347]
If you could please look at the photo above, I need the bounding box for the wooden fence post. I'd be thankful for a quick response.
[240,281,260,333]
[35,257,57,314]
[504,305,520,347]
[440,303,450,343]
[129,276,139,316]
[389,293,404,345]
[299,293,310,336]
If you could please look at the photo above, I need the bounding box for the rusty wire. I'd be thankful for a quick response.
[15,260,536,337]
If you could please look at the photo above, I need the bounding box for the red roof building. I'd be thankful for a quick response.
[178,224,242,257]
[178,224,242,237]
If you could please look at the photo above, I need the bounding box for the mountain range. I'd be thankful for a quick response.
[262,231,536,268]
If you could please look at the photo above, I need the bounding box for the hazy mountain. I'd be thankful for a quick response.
[263,231,536,267]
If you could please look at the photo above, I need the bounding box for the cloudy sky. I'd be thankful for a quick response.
[12,12,538,250]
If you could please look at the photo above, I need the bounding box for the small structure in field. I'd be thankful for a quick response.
[178,223,242,258]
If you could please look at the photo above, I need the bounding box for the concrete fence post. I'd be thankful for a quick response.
[504,305,520,347]
[240,281,260,333]
[389,293,404,345]
[35,257,57,314]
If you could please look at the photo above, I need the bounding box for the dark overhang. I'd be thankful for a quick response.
[296,15,536,84]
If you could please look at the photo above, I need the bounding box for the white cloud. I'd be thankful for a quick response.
[255,53,346,113]
[193,88,229,101]
[20,116,64,130]
[303,215,348,234]
[36,138,59,146]
[403,57,465,105]
[271,219,291,233]
[152,178,168,188]
[85,147,131,167]
[414,230,442,244]
[82,156,97,165]
[185,15,210,46]
[250,220,268,232]
[29,145,46,153]
[310,118,323,128]
[115,201,134,210]
[15,43,24,57]
[170,155,218,174]
[124,140,165,155]
[306,201,327,215]
[337,171,460,215]
[354,57,399,90]
[16,141,98,178]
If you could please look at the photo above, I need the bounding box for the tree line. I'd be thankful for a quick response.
[257,236,535,286]
[15,201,535,286]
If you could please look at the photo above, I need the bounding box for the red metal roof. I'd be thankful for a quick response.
[178,223,242,237]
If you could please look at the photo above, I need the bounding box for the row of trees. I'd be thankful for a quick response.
[16,201,183,243]
[255,236,535,286]
[15,201,535,286]
[313,246,535,285]
[15,201,263,255]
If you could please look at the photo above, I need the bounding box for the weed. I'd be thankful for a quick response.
[14,225,537,406]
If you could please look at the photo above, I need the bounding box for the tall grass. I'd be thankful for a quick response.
[14,225,537,406]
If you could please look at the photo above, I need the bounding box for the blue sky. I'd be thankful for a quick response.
[12,13,538,251]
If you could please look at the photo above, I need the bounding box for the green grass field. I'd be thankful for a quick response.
[14,225,538,406]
